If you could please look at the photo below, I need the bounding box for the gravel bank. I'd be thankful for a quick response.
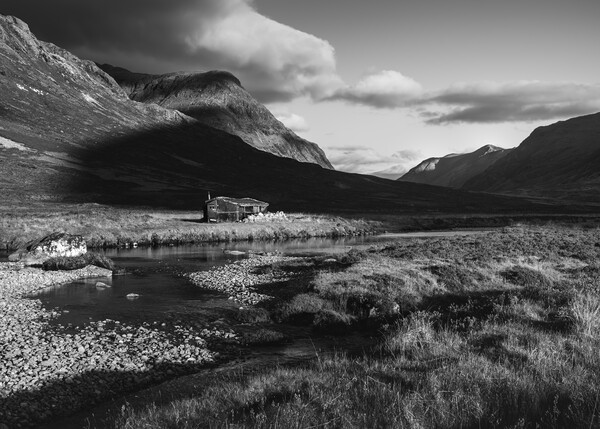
[187,254,299,305]
[0,263,232,428]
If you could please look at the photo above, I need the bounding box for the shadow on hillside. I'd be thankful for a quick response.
[66,121,552,213]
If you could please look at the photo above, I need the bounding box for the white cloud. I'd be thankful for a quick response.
[327,70,423,108]
[423,81,600,124]
[325,75,600,123]
[183,0,344,101]
[272,110,309,133]
[325,146,422,175]
[4,0,344,103]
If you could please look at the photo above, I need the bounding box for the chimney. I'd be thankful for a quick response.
[207,191,211,201]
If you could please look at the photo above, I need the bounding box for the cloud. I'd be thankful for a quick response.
[2,0,343,103]
[423,81,600,124]
[325,146,422,174]
[272,110,309,133]
[5,2,599,123]
[327,70,423,108]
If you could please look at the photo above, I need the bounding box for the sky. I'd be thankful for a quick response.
[3,0,600,175]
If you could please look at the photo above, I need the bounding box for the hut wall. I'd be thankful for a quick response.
[205,198,268,223]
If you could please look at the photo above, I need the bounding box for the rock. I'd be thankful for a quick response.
[31,233,87,258]
[9,233,87,263]
[223,250,245,255]
[126,293,140,300]
[95,281,111,289]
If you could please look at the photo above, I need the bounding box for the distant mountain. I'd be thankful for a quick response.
[98,64,333,169]
[0,14,568,214]
[370,165,407,181]
[399,145,512,188]
[463,113,600,202]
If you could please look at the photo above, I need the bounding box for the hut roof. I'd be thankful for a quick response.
[207,196,269,207]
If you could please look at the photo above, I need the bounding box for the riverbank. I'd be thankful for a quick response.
[0,262,238,429]
[115,224,600,428]
[0,203,377,250]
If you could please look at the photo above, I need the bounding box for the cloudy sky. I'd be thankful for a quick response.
[4,0,600,175]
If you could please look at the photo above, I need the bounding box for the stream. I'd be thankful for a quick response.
[34,231,490,328]
[25,230,490,427]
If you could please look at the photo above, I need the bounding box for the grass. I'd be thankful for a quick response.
[0,203,376,250]
[108,225,600,427]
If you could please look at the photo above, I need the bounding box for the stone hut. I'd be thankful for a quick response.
[204,196,269,222]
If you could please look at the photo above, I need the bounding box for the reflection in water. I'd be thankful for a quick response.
[31,230,492,428]
[32,231,490,327]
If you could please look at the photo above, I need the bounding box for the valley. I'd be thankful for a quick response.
[1,9,600,429]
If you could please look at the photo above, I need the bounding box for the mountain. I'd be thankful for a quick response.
[0,14,570,215]
[463,113,600,202]
[97,64,333,169]
[370,165,407,181]
[399,145,512,188]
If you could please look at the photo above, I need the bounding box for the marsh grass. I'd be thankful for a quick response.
[115,225,600,428]
[0,205,375,249]
[570,292,600,338]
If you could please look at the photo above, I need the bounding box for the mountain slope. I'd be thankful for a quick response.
[98,64,333,169]
[0,14,567,214]
[399,145,512,188]
[463,113,600,201]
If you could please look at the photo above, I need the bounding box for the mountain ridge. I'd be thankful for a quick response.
[98,64,333,169]
[0,14,581,214]
[399,144,512,188]
[463,113,600,201]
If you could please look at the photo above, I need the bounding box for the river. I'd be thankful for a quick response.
[26,230,489,428]
[33,231,490,327]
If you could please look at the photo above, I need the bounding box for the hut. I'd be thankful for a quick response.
[204,196,269,223]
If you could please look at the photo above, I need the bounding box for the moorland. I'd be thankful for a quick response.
[111,223,600,429]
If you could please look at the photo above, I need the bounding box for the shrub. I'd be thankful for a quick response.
[312,309,354,332]
[339,249,367,265]
[501,266,551,288]
[427,264,483,291]
[279,294,331,322]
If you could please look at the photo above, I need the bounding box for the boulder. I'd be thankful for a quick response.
[8,232,87,264]
[95,281,111,289]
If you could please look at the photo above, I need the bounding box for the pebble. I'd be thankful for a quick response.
[186,255,298,305]
[0,262,234,428]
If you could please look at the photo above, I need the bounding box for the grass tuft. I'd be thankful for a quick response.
[570,291,600,338]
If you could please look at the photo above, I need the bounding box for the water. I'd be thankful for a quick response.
[32,236,369,327]
[25,230,491,428]
[30,230,491,327]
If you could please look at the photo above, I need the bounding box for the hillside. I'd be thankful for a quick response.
[98,64,333,169]
[399,145,512,188]
[0,14,576,215]
[463,113,600,202]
